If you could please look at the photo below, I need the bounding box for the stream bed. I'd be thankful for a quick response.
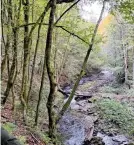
[58,70,133,145]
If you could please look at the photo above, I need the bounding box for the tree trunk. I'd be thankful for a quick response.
[34,3,55,125]
[45,0,57,139]
[1,0,10,77]
[20,0,30,121]
[124,44,128,82]
[133,47,134,88]
[1,36,10,77]
[2,29,18,105]
[2,0,21,105]
[57,0,107,122]
[27,12,45,105]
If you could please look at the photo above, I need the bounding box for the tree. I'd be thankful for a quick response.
[57,0,107,121]
[45,0,57,139]
[2,0,21,105]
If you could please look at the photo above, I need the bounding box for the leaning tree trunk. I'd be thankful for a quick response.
[45,0,57,139]
[33,2,54,126]
[27,11,46,105]
[57,0,107,122]
[26,1,51,107]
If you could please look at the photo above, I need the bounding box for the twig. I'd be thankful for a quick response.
[1,115,9,120]
[30,133,40,143]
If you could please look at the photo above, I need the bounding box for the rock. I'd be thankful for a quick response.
[103,136,118,145]
[71,104,80,110]
[97,132,131,145]
[83,137,105,145]
[112,135,128,143]
[97,133,116,145]
[82,116,94,141]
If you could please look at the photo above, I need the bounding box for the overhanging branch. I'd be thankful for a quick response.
[56,25,89,44]
[55,0,81,25]
[18,23,88,45]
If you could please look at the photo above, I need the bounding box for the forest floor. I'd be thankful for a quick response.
[1,102,46,145]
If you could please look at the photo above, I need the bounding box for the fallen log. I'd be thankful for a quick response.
[58,87,93,101]
[75,95,92,101]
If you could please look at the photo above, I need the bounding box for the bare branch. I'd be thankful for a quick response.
[18,23,88,44]
[55,0,81,25]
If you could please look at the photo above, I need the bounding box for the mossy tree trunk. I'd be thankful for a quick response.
[21,0,30,121]
[1,0,10,77]
[45,0,57,139]
[57,0,107,122]
[2,0,21,105]
[3,29,18,105]
[33,2,53,126]
[27,10,46,105]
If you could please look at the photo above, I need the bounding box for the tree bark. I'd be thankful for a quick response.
[45,0,57,139]
[27,15,45,104]
[1,0,10,77]
[34,3,55,126]
[20,0,30,121]
[2,29,18,105]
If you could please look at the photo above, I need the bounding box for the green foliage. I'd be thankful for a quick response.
[115,0,134,23]
[101,84,126,94]
[2,122,16,134]
[97,99,134,134]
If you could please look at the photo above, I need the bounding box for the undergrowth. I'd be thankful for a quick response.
[97,99,134,135]
[2,122,16,134]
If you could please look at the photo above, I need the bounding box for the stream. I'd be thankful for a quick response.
[58,70,133,145]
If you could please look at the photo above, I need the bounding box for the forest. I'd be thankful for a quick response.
[1,0,134,145]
